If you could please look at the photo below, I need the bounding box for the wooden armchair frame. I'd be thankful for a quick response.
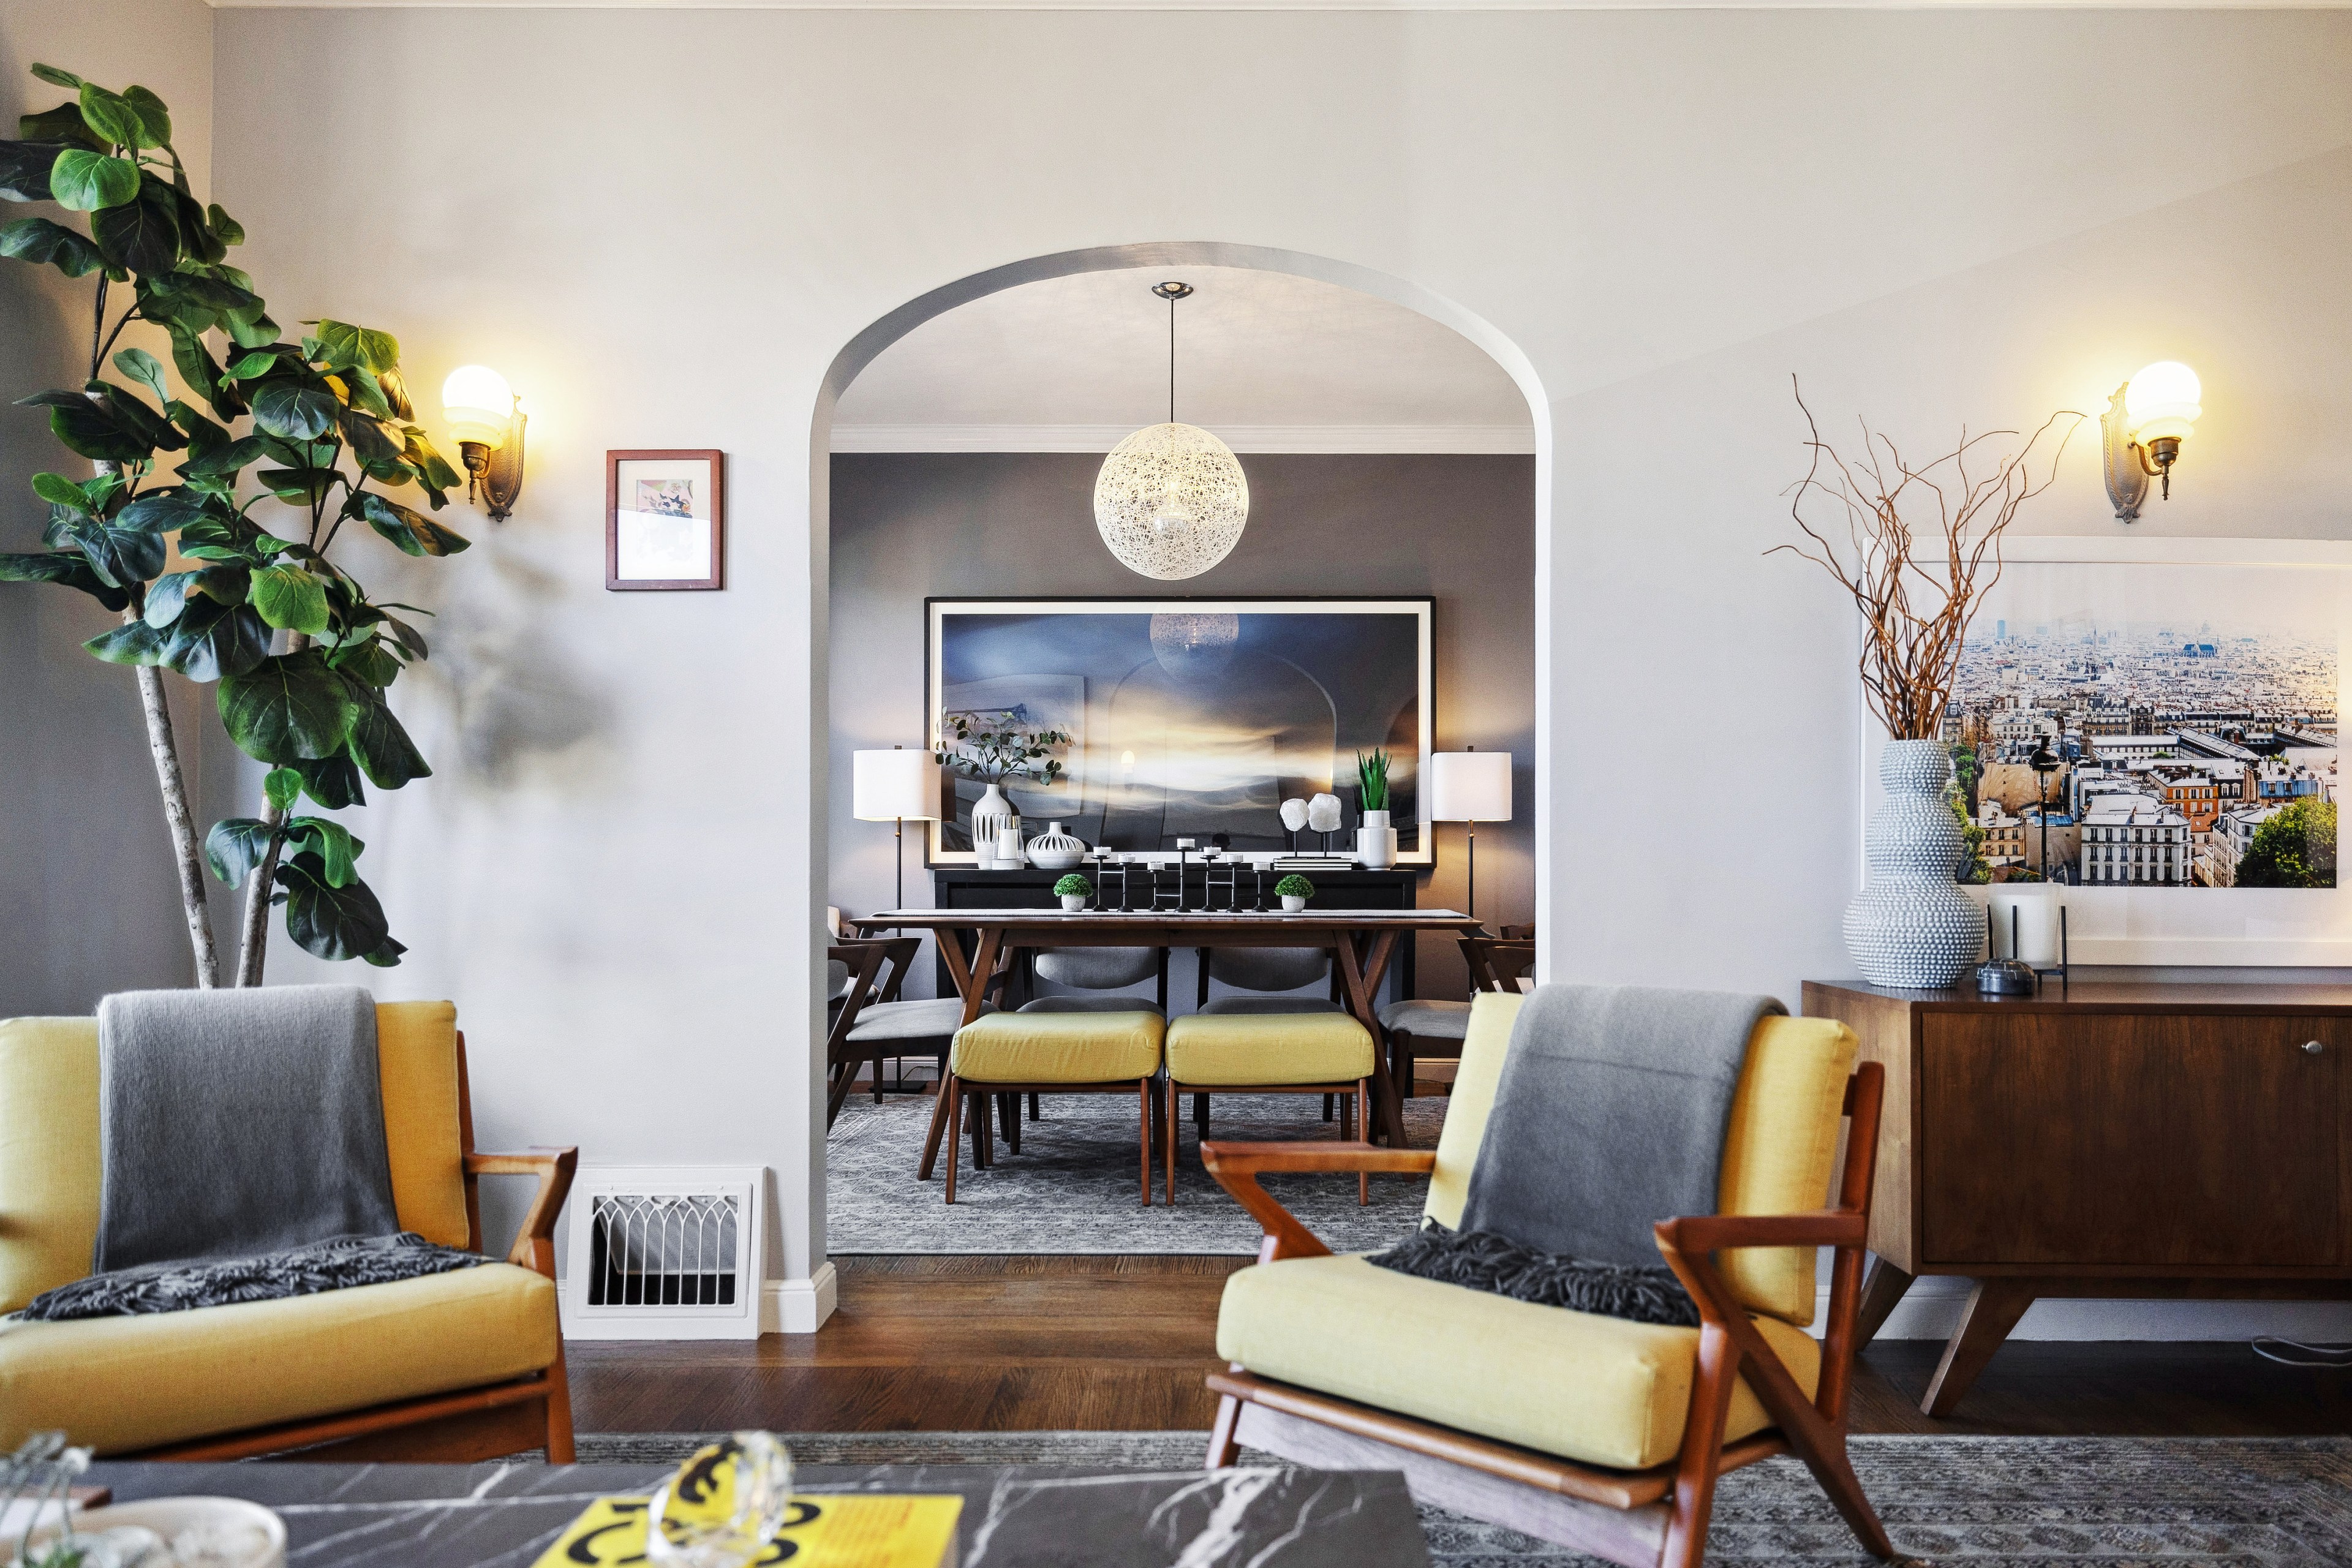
[129,1033,579,1464]
[1199,1063,1893,1568]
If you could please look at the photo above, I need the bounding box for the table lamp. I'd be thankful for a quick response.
[853,746,943,912]
[1430,747,1512,924]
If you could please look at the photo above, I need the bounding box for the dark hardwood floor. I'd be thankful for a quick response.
[569,1256,2352,1437]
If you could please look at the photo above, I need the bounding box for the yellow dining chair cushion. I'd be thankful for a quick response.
[951,1010,1164,1083]
[0,1004,475,1313]
[0,1262,557,1455]
[1164,1012,1374,1086]
[1217,1253,1819,1471]
[1419,995,1855,1327]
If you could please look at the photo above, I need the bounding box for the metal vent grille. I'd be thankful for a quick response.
[564,1166,766,1340]
[587,1193,739,1308]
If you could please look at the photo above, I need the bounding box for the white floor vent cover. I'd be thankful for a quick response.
[564,1166,767,1340]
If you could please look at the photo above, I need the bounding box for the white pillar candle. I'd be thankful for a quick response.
[1988,888,2061,967]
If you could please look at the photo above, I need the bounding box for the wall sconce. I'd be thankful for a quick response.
[2101,361,2201,522]
[440,364,527,522]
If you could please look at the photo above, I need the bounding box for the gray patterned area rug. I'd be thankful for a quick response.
[575,1430,2352,1566]
[826,1091,1449,1254]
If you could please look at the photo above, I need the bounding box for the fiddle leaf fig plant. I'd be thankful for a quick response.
[0,64,470,985]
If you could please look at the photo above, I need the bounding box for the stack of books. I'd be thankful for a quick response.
[1270,855,1359,870]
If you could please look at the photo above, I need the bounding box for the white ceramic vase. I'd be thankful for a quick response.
[971,783,1016,867]
[1028,821,1087,870]
[1843,739,1983,989]
[1060,894,1087,912]
[1281,894,1308,912]
[1356,810,1398,870]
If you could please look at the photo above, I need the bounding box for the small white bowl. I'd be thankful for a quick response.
[24,1496,286,1568]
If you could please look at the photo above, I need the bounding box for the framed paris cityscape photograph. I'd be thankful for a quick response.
[1888,538,2351,965]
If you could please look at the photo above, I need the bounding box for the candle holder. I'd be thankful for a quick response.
[1975,902,2071,994]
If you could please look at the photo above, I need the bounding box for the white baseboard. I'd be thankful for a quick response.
[763,1261,840,1334]
[1817,1281,2352,1343]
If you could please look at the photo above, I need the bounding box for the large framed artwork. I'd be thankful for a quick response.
[1871,537,2349,965]
[925,597,1435,865]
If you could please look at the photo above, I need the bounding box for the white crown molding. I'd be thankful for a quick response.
[828,422,1536,453]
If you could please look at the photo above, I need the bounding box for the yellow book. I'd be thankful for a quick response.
[532,1493,963,1568]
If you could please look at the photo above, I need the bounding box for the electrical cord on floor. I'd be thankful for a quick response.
[2252,1336,2352,1368]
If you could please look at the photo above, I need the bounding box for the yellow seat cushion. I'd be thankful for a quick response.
[951,1010,1163,1083]
[1165,1012,1374,1086]
[1216,1253,1819,1471]
[0,1005,475,1313]
[1418,993,1855,1327]
[0,1262,557,1455]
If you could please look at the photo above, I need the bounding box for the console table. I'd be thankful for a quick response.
[1803,980,2352,1417]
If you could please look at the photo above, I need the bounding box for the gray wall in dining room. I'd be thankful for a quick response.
[827,451,1536,1001]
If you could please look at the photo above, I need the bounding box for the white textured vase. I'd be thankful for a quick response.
[971,783,1016,866]
[1844,739,1983,989]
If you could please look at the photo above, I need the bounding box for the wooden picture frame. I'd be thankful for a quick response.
[606,449,725,592]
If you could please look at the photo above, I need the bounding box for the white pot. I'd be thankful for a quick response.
[1060,894,1087,911]
[1281,894,1308,912]
[970,782,1016,864]
[1030,821,1087,870]
[1355,824,1398,870]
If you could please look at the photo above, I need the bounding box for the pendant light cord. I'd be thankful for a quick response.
[1167,290,1177,424]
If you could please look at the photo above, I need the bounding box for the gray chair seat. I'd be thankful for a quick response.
[1378,998,1473,1038]
[1020,995,1166,1016]
[846,998,993,1042]
[1199,997,1342,1017]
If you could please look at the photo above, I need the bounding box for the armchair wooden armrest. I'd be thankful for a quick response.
[1201,1140,1438,1262]
[462,1146,578,1278]
[1653,1210,1868,1254]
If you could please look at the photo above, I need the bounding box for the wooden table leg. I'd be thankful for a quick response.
[921,925,989,1175]
[1921,1278,2037,1417]
[1333,932,1404,1146]
[1854,1258,1916,1351]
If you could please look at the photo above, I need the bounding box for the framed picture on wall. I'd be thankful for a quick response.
[606,450,725,591]
[924,596,1436,865]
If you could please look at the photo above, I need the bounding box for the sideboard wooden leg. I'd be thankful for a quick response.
[1854,1258,1917,1351]
[1921,1278,2037,1418]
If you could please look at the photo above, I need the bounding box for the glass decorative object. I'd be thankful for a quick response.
[646,1431,794,1568]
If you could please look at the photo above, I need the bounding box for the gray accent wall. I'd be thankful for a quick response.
[827,452,1536,998]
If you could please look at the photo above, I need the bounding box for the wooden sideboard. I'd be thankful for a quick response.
[1803,979,2352,1416]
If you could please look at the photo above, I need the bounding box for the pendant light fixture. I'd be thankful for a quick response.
[1093,281,1250,580]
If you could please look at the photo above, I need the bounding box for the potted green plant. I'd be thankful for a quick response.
[934,709,1069,865]
[1355,748,1396,869]
[1052,872,1092,912]
[1274,873,1314,913]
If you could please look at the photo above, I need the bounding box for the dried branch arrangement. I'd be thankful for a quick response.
[1771,378,2082,740]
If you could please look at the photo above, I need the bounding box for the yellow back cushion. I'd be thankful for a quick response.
[1421,995,1855,1326]
[0,1003,472,1312]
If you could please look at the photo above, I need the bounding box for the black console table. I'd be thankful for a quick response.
[923,867,1423,1003]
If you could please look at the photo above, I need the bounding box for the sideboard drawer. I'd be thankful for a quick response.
[1917,1013,2344,1268]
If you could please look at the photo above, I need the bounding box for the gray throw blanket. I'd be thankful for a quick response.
[1373,983,1777,1325]
[18,1232,483,1321]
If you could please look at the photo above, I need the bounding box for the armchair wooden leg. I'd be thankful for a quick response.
[1854,1257,1916,1351]
[541,1339,577,1464]
[1923,1278,2037,1419]
[1778,1421,1896,1561]
[1206,1390,1243,1468]
[943,1077,963,1203]
[1660,1324,1741,1568]
[920,1071,959,1180]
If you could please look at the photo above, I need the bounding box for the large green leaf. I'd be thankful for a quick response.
[144,564,249,627]
[0,216,103,276]
[75,85,147,149]
[179,431,273,479]
[251,380,337,442]
[95,382,185,452]
[28,65,85,90]
[360,493,470,557]
[0,549,130,611]
[291,753,367,810]
[258,467,336,506]
[207,204,243,246]
[345,690,430,788]
[274,852,391,962]
[205,817,276,886]
[0,140,64,202]
[284,816,361,887]
[53,513,165,588]
[263,766,303,813]
[157,597,270,682]
[310,321,400,376]
[30,472,89,513]
[48,148,137,211]
[116,489,211,535]
[337,410,404,466]
[111,346,170,405]
[328,636,404,688]
[167,324,243,423]
[219,650,356,762]
[18,106,104,153]
[18,388,146,463]
[121,86,172,150]
[251,564,330,635]
[91,176,181,275]
[83,617,165,666]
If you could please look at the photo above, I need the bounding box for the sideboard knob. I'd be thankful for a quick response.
[2305,1040,2326,1055]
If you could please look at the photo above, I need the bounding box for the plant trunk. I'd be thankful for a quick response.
[233,630,311,987]
[130,623,222,989]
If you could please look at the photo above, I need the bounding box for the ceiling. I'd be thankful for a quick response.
[211,1,2352,9]
[831,265,1534,454]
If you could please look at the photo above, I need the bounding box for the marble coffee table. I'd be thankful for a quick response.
[86,1458,1428,1568]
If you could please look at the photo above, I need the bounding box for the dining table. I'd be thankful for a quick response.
[850,905,1485,1147]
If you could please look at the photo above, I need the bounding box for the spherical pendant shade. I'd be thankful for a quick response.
[1092,422,1249,581]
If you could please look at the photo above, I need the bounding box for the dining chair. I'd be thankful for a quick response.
[1023,946,1171,1015]
[1189,945,1346,1132]
[1378,936,1535,1136]
[826,937,1001,1129]
[926,1009,1166,1204]
[1161,1008,1374,1207]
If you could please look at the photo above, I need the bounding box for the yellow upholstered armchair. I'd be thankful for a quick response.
[0,1003,578,1462]
[1200,993,1892,1568]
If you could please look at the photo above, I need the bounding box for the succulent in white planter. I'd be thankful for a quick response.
[1275,873,1314,913]
[1053,872,1092,912]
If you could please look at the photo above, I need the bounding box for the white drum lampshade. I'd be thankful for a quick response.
[1430,748,1513,929]
[853,747,942,913]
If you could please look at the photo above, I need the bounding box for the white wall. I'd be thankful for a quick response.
[0,0,224,1016]
[170,6,2352,1336]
